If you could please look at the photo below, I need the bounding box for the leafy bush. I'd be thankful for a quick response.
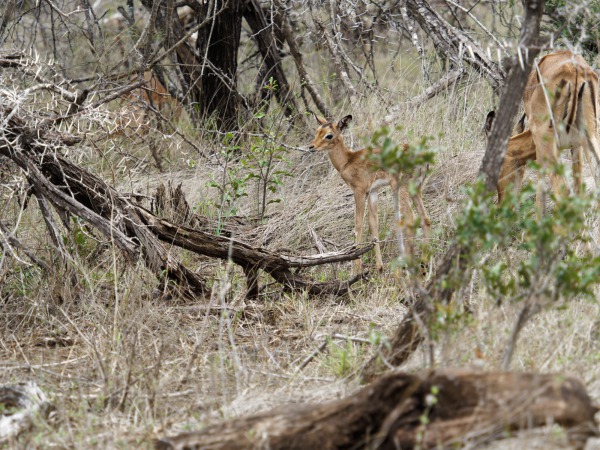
[454,171,600,366]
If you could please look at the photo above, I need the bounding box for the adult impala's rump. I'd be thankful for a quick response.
[308,114,431,273]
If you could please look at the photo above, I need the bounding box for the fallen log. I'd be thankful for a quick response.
[0,123,208,297]
[0,382,52,444]
[155,369,599,450]
[135,206,372,296]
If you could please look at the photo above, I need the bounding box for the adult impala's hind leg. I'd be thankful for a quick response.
[367,190,383,271]
[581,130,600,189]
[571,147,583,195]
[498,157,527,203]
[397,186,416,259]
[353,190,367,274]
[532,126,569,211]
[574,81,600,189]
[411,191,431,241]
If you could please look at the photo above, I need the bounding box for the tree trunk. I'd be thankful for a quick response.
[244,0,297,117]
[196,0,243,129]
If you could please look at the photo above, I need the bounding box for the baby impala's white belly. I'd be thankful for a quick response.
[369,179,390,192]
[368,178,390,204]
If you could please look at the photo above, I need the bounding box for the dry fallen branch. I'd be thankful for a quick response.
[0,382,52,444]
[1,138,369,298]
[135,206,372,296]
[155,369,599,450]
[385,68,466,121]
[1,140,208,298]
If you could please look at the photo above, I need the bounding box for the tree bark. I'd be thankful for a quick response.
[196,0,243,129]
[479,0,546,190]
[156,369,599,450]
[0,0,17,44]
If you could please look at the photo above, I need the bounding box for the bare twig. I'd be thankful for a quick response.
[385,68,465,122]
[274,0,331,118]
[0,221,48,271]
[445,0,508,56]
[314,19,358,106]
[295,340,328,372]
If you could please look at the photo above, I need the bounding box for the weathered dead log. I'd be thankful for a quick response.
[155,369,599,450]
[135,207,372,296]
[0,120,208,296]
[150,182,372,296]
[0,382,52,444]
[152,181,253,237]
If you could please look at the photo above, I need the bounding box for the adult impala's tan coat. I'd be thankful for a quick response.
[117,71,183,133]
[487,51,600,205]
[309,115,430,273]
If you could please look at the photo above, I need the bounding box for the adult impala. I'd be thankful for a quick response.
[118,71,183,133]
[486,50,600,205]
[309,114,431,273]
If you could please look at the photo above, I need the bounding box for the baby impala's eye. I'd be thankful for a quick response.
[325,134,334,140]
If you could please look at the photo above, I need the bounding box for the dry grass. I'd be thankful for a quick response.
[1,40,599,450]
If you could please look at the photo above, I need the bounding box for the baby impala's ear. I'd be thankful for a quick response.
[338,115,353,130]
[484,111,495,136]
[313,112,328,125]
